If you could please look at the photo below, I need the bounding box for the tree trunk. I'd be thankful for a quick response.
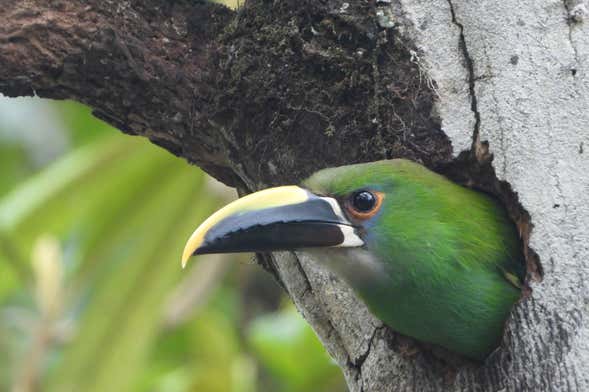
[1,0,588,390]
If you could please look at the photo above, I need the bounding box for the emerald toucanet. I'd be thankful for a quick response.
[182,159,525,360]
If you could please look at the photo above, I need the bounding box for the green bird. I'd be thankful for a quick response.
[182,159,525,361]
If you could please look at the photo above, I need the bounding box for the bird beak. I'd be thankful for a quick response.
[181,185,363,268]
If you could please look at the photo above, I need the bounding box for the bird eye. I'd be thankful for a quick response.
[345,190,384,220]
[353,191,376,212]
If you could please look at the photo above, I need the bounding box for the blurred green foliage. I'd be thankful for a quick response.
[248,307,343,392]
[0,97,345,392]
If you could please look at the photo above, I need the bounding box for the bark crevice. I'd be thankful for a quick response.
[445,0,481,148]
[563,0,584,73]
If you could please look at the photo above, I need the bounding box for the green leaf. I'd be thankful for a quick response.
[0,136,135,234]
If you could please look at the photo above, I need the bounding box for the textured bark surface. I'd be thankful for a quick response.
[1,0,588,390]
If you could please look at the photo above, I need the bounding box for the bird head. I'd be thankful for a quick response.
[181,160,413,269]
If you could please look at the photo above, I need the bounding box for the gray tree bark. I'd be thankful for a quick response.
[1,0,588,391]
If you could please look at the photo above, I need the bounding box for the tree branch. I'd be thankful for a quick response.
[0,0,238,184]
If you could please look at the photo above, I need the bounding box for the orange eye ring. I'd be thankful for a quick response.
[344,191,384,221]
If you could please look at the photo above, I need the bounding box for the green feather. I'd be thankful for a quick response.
[303,159,524,360]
